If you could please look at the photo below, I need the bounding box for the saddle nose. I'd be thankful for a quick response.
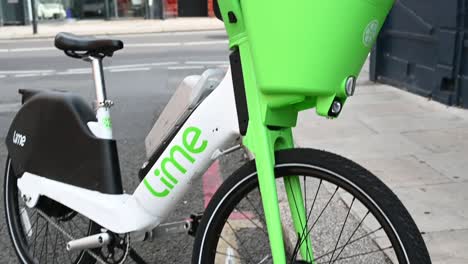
[54,32,124,57]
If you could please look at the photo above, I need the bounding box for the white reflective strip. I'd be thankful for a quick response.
[225,247,236,264]
[19,208,33,237]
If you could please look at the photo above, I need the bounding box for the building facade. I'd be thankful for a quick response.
[0,0,215,25]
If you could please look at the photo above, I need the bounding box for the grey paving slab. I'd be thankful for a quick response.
[416,150,468,182]
[357,155,454,188]
[393,182,468,233]
[423,229,468,264]
[345,100,431,117]
[296,111,377,142]
[346,90,404,105]
[294,128,432,160]
[294,80,468,263]
[402,127,468,154]
[358,110,468,134]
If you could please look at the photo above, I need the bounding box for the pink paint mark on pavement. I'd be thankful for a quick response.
[203,160,223,208]
[202,161,256,221]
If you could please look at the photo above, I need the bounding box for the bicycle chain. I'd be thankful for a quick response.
[36,209,130,264]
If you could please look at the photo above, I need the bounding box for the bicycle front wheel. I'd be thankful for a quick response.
[192,148,431,264]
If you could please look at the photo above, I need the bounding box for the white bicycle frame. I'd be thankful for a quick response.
[17,56,240,235]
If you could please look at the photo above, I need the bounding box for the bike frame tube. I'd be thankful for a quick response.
[17,70,241,234]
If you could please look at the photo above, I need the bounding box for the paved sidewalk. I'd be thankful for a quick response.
[0,18,224,39]
[293,64,468,263]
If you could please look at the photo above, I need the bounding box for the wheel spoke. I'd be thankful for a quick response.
[303,175,311,261]
[225,220,256,262]
[285,176,311,262]
[332,210,371,262]
[314,225,382,262]
[219,235,244,260]
[215,250,250,262]
[70,216,87,237]
[51,229,59,264]
[57,230,75,263]
[33,214,48,257]
[24,210,39,241]
[233,206,267,236]
[129,248,148,264]
[296,186,339,253]
[327,197,355,263]
[245,192,267,226]
[317,246,394,263]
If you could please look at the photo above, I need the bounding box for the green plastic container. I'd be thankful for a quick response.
[241,0,394,110]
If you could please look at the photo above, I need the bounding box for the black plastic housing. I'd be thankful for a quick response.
[6,90,123,194]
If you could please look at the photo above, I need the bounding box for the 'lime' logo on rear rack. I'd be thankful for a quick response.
[363,20,379,47]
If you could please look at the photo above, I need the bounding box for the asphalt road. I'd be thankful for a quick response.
[0,30,245,263]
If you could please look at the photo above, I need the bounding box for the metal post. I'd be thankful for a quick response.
[0,0,4,26]
[104,0,110,20]
[113,0,118,18]
[31,0,38,34]
[160,0,165,20]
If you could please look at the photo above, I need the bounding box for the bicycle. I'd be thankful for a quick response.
[3,0,432,263]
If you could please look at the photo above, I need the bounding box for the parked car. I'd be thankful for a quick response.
[37,0,66,19]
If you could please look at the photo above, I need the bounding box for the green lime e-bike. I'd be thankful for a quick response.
[4,0,431,263]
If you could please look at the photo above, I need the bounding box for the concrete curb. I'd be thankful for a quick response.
[0,18,225,40]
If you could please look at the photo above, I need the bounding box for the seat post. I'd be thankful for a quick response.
[88,55,114,139]
[90,56,107,103]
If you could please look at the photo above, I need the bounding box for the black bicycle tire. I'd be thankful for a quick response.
[4,157,99,264]
[192,148,431,264]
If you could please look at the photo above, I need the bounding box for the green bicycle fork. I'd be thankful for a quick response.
[217,0,393,262]
[240,43,314,263]
[217,1,316,262]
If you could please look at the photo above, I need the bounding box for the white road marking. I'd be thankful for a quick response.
[110,30,226,39]
[168,65,205,70]
[15,73,41,77]
[0,102,21,113]
[0,30,226,44]
[57,71,90,75]
[150,61,179,66]
[65,67,90,72]
[40,72,54,76]
[126,42,182,48]
[0,70,54,74]
[109,67,151,72]
[0,40,227,53]
[185,60,228,65]
[0,60,224,78]
[0,47,56,53]
[105,63,154,69]
[183,40,228,46]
